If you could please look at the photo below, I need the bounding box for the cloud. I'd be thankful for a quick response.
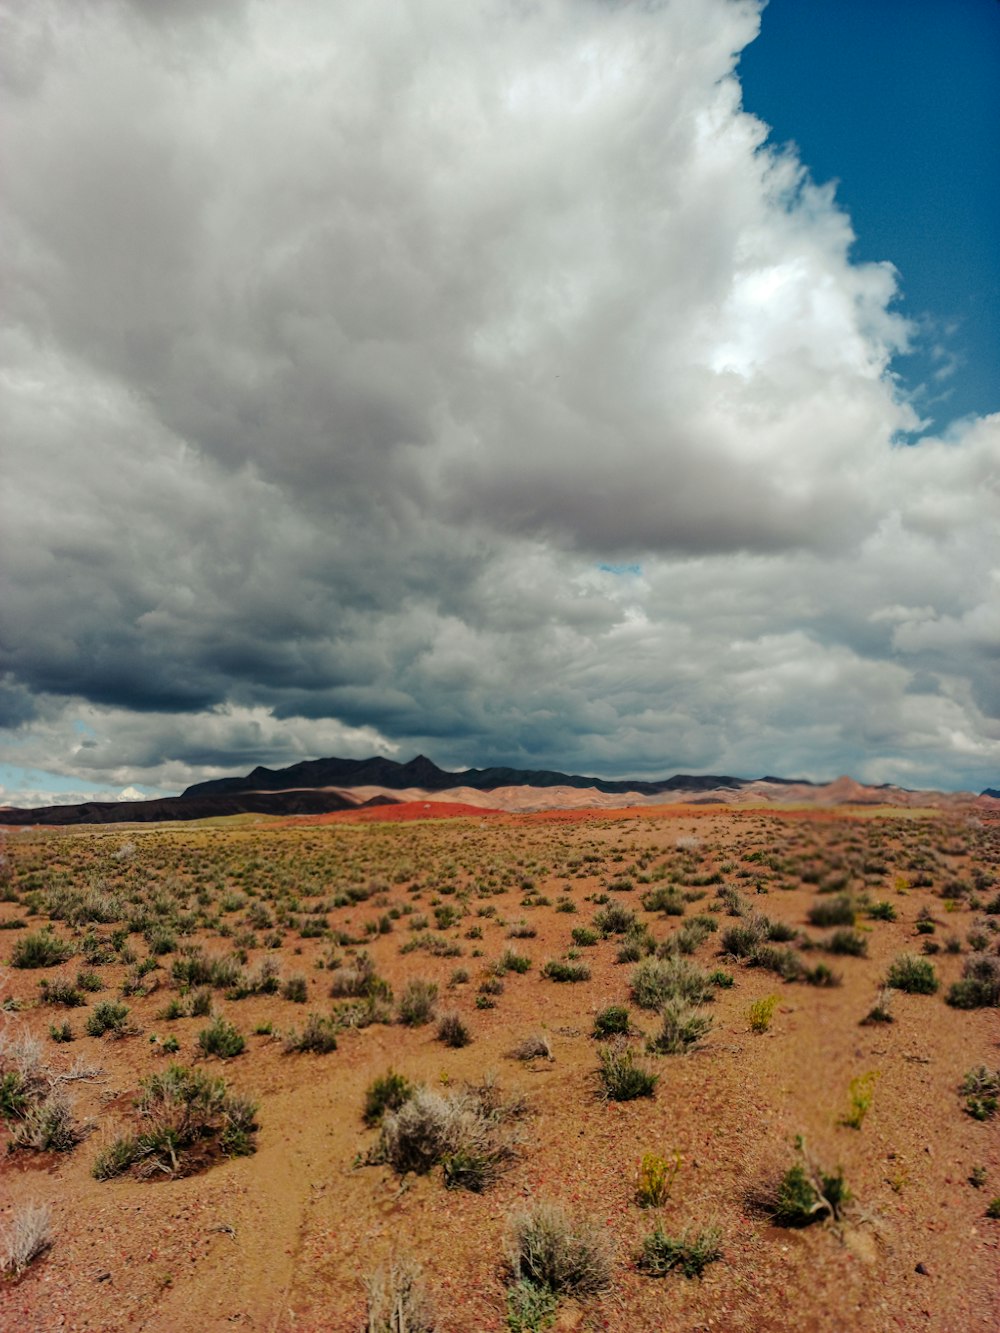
[1,0,998,799]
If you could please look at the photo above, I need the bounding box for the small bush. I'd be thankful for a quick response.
[592,903,636,935]
[377,1084,520,1190]
[92,1063,258,1180]
[597,1040,658,1101]
[860,988,894,1026]
[283,1013,338,1054]
[570,927,599,948]
[497,948,532,975]
[807,896,856,928]
[593,1005,630,1039]
[37,979,85,1007]
[540,960,590,983]
[651,998,712,1054]
[885,954,938,995]
[11,931,74,969]
[867,901,896,922]
[85,1001,131,1038]
[397,979,439,1026]
[637,1226,722,1279]
[509,1034,552,1062]
[748,995,779,1033]
[505,1279,558,1333]
[1,1202,53,1277]
[768,1153,850,1227]
[506,1202,613,1297]
[197,1016,245,1059]
[825,930,867,957]
[630,956,713,1010]
[641,887,685,916]
[959,1066,999,1121]
[839,1070,879,1130]
[8,1089,82,1153]
[363,1070,413,1127]
[635,1150,680,1208]
[437,1012,472,1048]
[946,954,1000,1009]
[281,976,308,1003]
[365,1256,435,1333]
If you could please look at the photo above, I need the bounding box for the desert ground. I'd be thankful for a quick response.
[1,803,998,1331]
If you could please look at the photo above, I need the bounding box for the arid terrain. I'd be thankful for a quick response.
[1,803,998,1331]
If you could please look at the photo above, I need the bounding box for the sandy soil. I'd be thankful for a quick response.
[1,806,998,1332]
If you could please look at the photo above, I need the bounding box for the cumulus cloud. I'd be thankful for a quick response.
[1,0,998,799]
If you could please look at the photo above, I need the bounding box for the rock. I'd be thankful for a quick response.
[915,1262,930,1276]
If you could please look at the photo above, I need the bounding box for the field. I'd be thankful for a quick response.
[1,805,998,1331]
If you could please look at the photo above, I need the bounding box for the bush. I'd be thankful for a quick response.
[651,999,712,1054]
[593,1005,630,1039]
[570,927,599,947]
[959,1066,999,1121]
[1,1202,53,1277]
[506,1202,613,1297]
[509,1034,552,1062]
[363,1070,413,1127]
[635,1150,680,1207]
[197,1016,245,1059]
[885,954,938,995]
[637,1226,722,1279]
[597,1040,658,1101]
[768,1154,850,1227]
[540,960,590,983]
[748,995,779,1033]
[376,1084,520,1190]
[365,1256,435,1333]
[397,979,439,1026]
[825,930,867,957]
[592,903,636,935]
[436,1012,472,1048]
[807,896,856,928]
[92,1063,258,1180]
[631,956,713,1010]
[328,952,393,1003]
[839,1070,879,1130]
[281,976,308,1003]
[641,887,685,915]
[8,1089,82,1154]
[946,954,1000,1009]
[37,979,85,1007]
[867,901,897,922]
[505,1279,558,1332]
[11,931,74,969]
[497,948,532,975]
[85,1001,131,1038]
[860,988,894,1026]
[283,1013,338,1054]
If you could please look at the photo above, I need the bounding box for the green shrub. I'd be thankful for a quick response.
[497,948,532,974]
[506,1202,613,1297]
[946,955,1000,1009]
[651,999,712,1054]
[397,979,439,1026]
[630,956,713,1009]
[959,1066,999,1121]
[807,896,856,928]
[885,954,938,995]
[570,927,599,948]
[825,930,867,957]
[281,976,308,1003]
[839,1070,879,1129]
[363,1069,413,1127]
[505,1279,558,1332]
[748,995,779,1033]
[38,979,85,1007]
[637,1226,722,1279]
[197,1016,245,1059]
[593,902,636,935]
[85,1001,130,1038]
[597,1041,658,1101]
[437,1012,472,1048]
[8,1089,81,1153]
[540,960,590,983]
[640,886,685,916]
[283,1013,338,1054]
[11,931,74,969]
[769,1156,850,1226]
[92,1063,258,1179]
[867,901,896,921]
[592,1005,630,1039]
[376,1084,519,1190]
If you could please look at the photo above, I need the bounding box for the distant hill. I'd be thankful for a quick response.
[181,754,751,799]
[983,788,1000,800]
[0,788,394,826]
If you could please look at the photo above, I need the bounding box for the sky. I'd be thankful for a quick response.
[1,0,998,807]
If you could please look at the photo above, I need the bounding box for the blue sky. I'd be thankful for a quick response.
[739,0,1000,430]
[3,0,1000,807]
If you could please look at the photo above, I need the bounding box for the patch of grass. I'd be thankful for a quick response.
[509,1034,552,1062]
[636,1226,722,1279]
[8,1089,83,1153]
[365,1256,435,1333]
[592,902,636,935]
[37,979,85,1007]
[807,896,856,928]
[860,988,894,1025]
[505,1279,558,1332]
[767,1148,850,1227]
[281,976,308,1003]
[497,948,532,975]
[570,926,599,947]
[825,930,867,957]
[630,956,713,1009]
[597,1040,658,1101]
[650,998,712,1054]
[1,1202,53,1277]
[867,900,897,921]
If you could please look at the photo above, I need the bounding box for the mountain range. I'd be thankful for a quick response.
[1,754,998,825]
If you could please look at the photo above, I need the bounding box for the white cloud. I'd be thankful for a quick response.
[1,0,998,799]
